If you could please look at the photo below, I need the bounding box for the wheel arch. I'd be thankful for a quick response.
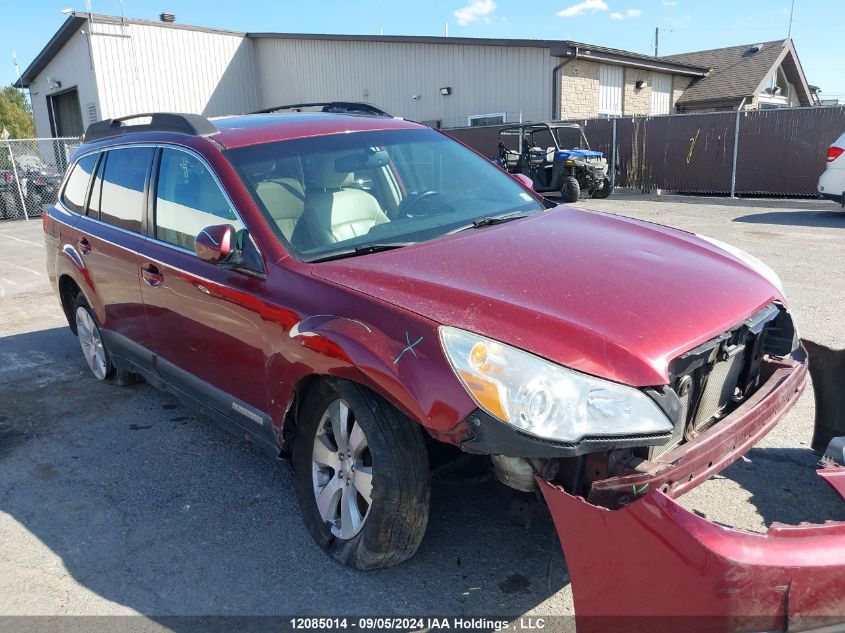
[269,317,476,455]
[58,274,83,334]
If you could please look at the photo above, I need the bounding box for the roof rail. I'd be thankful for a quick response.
[84,113,218,142]
[252,102,392,117]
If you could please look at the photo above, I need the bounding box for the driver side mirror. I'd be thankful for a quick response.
[514,173,534,190]
[195,224,238,264]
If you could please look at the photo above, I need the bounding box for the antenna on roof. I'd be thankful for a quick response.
[444,20,448,37]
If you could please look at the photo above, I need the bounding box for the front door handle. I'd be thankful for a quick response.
[77,238,92,255]
[141,263,164,287]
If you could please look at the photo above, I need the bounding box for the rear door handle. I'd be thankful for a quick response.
[141,263,164,287]
[77,238,92,255]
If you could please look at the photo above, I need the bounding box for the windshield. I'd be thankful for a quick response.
[227,127,543,261]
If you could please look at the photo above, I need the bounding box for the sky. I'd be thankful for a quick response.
[5,0,844,101]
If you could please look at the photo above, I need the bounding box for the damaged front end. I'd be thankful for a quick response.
[471,305,845,631]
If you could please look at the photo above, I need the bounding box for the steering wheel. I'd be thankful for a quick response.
[400,191,451,216]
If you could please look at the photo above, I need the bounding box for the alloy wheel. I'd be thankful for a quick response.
[75,306,108,380]
[311,399,373,539]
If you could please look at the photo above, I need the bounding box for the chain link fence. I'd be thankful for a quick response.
[0,138,80,221]
[446,106,845,197]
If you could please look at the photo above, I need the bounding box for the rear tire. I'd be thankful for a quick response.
[560,176,580,203]
[292,379,430,570]
[72,293,114,381]
[591,177,613,199]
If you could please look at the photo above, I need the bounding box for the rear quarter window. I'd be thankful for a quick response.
[99,147,154,232]
[61,154,98,213]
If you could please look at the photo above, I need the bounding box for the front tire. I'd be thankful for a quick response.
[591,177,613,199]
[73,293,114,381]
[560,176,580,203]
[292,379,430,570]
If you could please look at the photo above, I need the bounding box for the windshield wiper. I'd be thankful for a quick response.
[307,242,415,263]
[448,211,534,234]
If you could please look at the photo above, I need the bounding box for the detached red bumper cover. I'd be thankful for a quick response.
[537,355,845,632]
[540,476,845,633]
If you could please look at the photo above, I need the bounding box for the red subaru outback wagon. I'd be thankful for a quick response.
[45,110,807,576]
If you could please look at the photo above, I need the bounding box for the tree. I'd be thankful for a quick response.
[0,86,34,138]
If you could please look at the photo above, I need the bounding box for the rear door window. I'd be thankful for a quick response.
[154,148,242,250]
[99,147,153,232]
[61,154,98,213]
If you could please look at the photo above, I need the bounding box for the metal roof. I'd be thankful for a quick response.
[15,11,708,88]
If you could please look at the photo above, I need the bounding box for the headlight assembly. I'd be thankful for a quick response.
[439,327,673,443]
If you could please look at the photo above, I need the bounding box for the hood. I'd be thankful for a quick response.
[311,207,781,386]
[559,149,603,159]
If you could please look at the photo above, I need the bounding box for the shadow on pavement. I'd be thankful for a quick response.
[717,446,845,528]
[733,209,845,228]
[0,327,568,620]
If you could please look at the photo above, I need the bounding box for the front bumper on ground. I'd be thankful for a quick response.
[539,471,845,633]
[537,352,845,632]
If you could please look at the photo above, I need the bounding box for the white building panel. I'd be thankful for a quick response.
[89,21,261,121]
[254,37,556,128]
[27,29,101,137]
[651,72,671,115]
[598,64,623,116]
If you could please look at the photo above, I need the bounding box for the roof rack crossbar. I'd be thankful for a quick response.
[84,112,218,142]
[251,101,392,117]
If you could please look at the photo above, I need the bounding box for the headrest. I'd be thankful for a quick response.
[310,155,353,189]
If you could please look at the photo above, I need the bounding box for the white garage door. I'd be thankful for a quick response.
[651,72,672,115]
[598,64,623,116]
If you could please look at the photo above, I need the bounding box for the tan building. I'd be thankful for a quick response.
[16,12,814,137]
[551,42,707,119]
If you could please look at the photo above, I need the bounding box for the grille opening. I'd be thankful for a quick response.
[660,304,796,450]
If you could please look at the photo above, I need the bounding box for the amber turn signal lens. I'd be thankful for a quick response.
[469,342,489,372]
[458,370,507,421]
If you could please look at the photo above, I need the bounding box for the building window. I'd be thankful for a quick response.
[598,64,623,116]
[759,66,791,106]
[650,72,672,115]
[468,113,506,127]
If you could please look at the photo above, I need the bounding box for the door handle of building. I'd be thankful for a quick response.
[141,264,164,287]
[77,238,92,255]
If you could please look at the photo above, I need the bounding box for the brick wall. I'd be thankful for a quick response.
[623,68,651,116]
[560,59,600,119]
[561,60,695,118]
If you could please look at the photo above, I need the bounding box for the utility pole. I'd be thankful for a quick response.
[787,0,796,38]
[654,27,659,57]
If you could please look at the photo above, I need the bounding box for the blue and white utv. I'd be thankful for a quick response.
[494,122,612,202]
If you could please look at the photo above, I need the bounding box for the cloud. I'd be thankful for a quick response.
[610,8,642,19]
[454,0,497,25]
[662,0,678,5]
[664,12,692,27]
[556,0,608,18]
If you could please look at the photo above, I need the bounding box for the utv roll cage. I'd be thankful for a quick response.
[498,122,591,152]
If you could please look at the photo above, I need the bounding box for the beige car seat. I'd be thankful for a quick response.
[292,155,389,248]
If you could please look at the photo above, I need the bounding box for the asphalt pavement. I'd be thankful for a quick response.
[1,192,843,626]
